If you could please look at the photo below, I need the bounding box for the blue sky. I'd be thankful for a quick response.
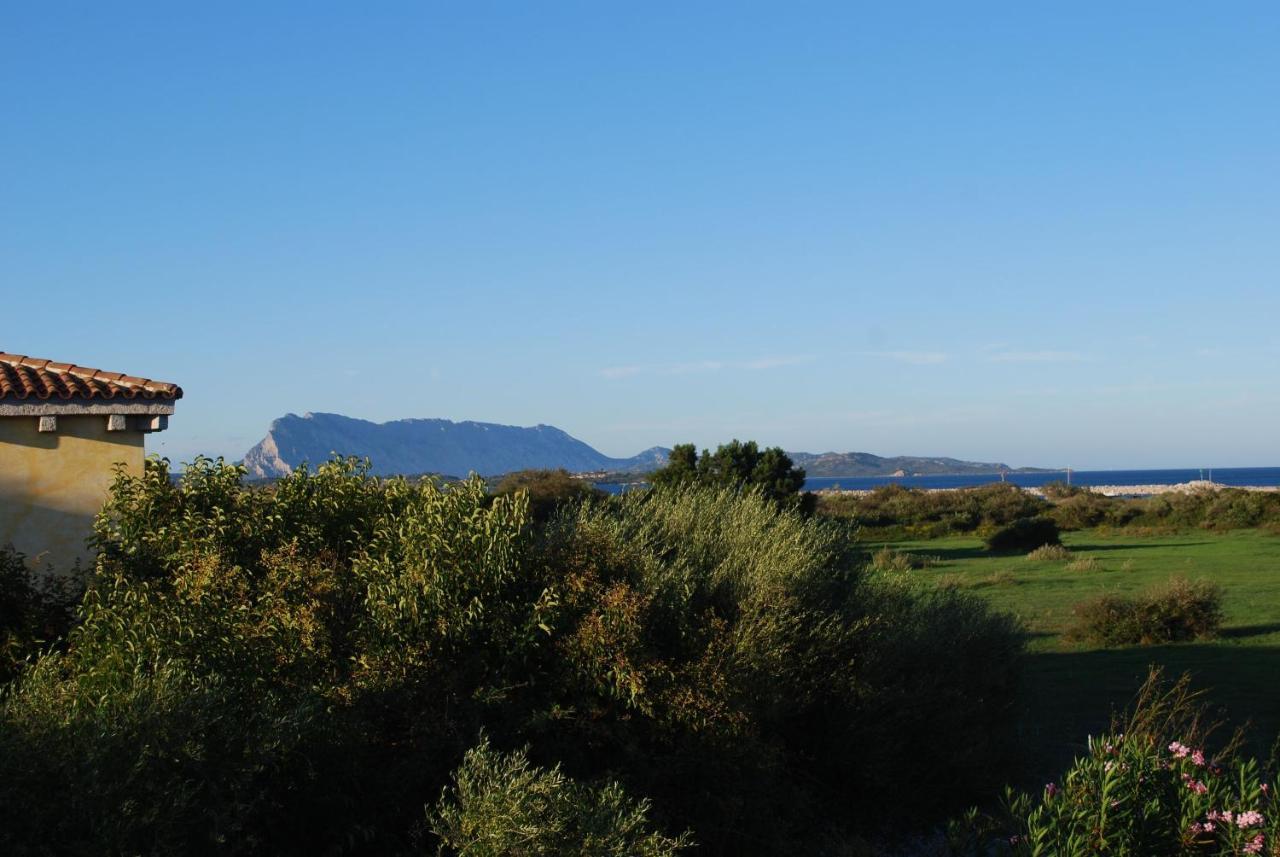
[3,2,1278,469]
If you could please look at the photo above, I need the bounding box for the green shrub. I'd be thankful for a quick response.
[650,440,813,512]
[869,546,940,571]
[1064,556,1103,573]
[819,483,1047,537]
[1048,491,1141,530]
[0,457,1025,855]
[492,468,603,522]
[1025,544,1072,561]
[0,546,82,684]
[426,737,690,856]
[1066,576,1223,646]
[985,517,1061,552]
[948,671,1275,856]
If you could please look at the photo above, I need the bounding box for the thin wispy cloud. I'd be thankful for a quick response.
[597,365,645,379]
[986,350,1088,364]
[868,351,950,365]
[597,355,814,380]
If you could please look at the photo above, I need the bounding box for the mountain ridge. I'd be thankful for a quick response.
[241,412,1045,480]
[242,412,670,478]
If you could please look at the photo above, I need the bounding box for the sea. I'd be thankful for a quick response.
[597,467,1280,495]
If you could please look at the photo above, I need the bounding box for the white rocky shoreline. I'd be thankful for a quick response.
[816,480,1280,498]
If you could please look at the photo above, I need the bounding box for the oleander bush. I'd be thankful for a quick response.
[985,517,1062,553]
[948,671,1277,856]
[0,456,1025,856]
[1066,576,1223,647]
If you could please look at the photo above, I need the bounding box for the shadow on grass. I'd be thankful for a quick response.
[1014,644,1280,788]
[903,541,1216,562]
[1219,622,1280,640]
[1066,542,1214,553]
[908,545,992,561]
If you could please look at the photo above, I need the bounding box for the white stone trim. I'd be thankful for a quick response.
[0,398,176,417]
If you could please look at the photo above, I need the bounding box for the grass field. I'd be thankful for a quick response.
[879,529,1280,785]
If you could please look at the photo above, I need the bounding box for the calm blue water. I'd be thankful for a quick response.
[597,467,1280,495]
[801,467,1280,492]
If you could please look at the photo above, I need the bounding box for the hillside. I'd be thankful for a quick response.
[241,413,1045,480]
[787,451,1047,477]
[241,412,669,478]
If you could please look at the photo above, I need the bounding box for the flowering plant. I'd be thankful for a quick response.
[948,671,1278,855]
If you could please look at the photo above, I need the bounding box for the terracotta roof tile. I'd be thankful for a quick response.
[0,352,183,402]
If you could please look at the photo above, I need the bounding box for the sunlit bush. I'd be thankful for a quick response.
[0,457,1025,855]
[1066,577,1223,646]
[426,737,691,856]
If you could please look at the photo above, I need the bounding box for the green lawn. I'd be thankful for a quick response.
[884,529,1280,784]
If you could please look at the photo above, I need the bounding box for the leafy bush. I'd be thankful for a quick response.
[1066,577,1223,646]
[426,737,690,856]
[650,439,813,512]
[1051,487,1280,533]
[1025,544,1072,562]
[0,546,82,684]
[869,546,941,571]
[948,671,1276,856]
[1048,491,1141,530]
[0,457,1025,855]
[819,483,1047,537]
[492,468,603,522]
[985,517,1061,552]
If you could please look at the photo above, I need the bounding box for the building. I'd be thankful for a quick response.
[0,352,182,571]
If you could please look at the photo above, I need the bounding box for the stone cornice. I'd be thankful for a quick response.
[0,398,176,417]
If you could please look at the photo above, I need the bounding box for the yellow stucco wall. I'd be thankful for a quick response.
[0,416,144,572]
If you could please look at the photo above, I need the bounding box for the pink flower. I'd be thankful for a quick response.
[1189,821,1215,834]
[1191,749,1206,766]
[1186,779,1208,795]
[1169,741,1191,758]
[1243,833,1264,854]
[1237,810,1264,829]
[1045,782,1059,798]
[1209,810,1235,824]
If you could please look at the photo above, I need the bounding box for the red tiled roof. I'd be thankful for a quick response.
[0,353,183,401]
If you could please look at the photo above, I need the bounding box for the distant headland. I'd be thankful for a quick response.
[240,412,1044,479]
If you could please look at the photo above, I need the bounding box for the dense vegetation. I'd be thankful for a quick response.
[819,482,1280,536]
[984,516,1062,553]
[0,457,1023,855]
[651,439,813,511]
[1066,576,1224,646]
[949,671,1278,856]
[0,547,81,685]
[491,467,604,521]
[818,483,1049,538]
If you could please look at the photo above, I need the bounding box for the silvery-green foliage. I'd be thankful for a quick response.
[427,736,691,856]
